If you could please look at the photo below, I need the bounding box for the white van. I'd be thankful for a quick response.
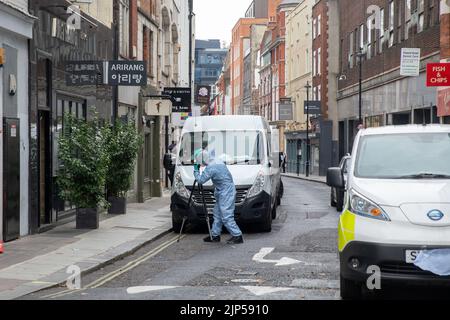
[171,115,283,233]
[327,125,450,299]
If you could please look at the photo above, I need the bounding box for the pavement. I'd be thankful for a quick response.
[0,194,173,300]
[282,173,327,184]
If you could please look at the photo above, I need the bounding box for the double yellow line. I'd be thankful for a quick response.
[42,234,184,299]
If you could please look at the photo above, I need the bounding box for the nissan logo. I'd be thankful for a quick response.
[427,210,445,221]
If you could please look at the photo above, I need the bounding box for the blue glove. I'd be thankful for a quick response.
[194,164,200,172]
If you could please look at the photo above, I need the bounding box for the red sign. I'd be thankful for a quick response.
[438,87,450,117]
[427,63,450,86]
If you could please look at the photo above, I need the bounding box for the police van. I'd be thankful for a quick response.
[171,115,283,233]
[327,125,450,299]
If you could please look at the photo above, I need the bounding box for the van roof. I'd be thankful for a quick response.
[182,115,269,132]
[360,124,450,136]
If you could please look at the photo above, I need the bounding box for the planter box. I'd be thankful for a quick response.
[76,208,99,229]
[108,196,127,215]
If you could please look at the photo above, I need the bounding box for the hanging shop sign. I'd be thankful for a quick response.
[162,87,192,113]
[65,60,147,86]
[426,63,450,87]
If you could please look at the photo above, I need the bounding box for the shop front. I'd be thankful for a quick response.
[28,1,114,233]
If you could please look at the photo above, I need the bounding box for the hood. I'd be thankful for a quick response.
[353,178,450,227]
[178,165,261,187]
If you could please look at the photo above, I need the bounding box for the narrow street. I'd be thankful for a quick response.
[25,178,341,300]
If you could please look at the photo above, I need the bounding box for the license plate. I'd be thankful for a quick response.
[406,250,422,264]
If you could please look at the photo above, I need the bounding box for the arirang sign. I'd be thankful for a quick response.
[65,60,147,86]
[107,61,147,86]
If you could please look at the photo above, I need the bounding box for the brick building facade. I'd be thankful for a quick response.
[337,0,442,157]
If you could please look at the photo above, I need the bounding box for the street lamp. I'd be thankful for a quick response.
[304,81,312,177]
[356,47,366,126]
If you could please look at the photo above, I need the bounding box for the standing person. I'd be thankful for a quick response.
[279,152,287,173]
[168,140,177,153]
[166,141,177,186]
[193,149,243,244]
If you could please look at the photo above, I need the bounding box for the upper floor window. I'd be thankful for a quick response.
[405,0,411,40]
[389,1,395,47]
[317,15,321,37]
[417,0,425,33]
[119,0,130,57]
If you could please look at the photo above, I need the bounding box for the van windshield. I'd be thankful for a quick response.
[178,131,265,166]
[355,133,450,179]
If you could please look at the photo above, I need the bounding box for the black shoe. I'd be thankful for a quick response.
[204,235,221,243]
[226,235,244,244]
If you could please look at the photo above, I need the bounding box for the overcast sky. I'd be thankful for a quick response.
[194,0,252,47]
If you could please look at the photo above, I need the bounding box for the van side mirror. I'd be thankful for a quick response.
[327,167,345,188]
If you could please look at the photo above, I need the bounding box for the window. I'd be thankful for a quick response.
[317,15,321,37]
[366,17,372,59]
[313,50,316,75]
[312,18,317,38]
[405,0,411,40]
[389,1,394,47]
[37,58,50,108]
[349,31,354,68]
[317,48,321,75]
[379,8,385,53]
[119,0,130,57]
[359,24,364,52]
[417,0,424,33]
[54,96,87,182]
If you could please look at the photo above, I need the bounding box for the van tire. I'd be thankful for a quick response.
[340,276,362,300]
[271,203,277,220]
[260,207,273,232]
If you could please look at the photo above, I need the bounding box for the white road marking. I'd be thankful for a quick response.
[241,286,293,296]
[127,286,179,295]
[252,247,301,266]
[231,279,261,283]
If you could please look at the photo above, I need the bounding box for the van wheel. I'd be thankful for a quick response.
[340,275,362,300]
[172,216,183,233]
[260,207,273,232]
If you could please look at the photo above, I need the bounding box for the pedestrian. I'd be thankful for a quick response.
[168,140,177,153]
[193,148,244,244]
[280,152,287,173]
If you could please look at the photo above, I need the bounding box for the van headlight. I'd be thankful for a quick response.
[349,190,390,221]
[247,171,265,198]
[173,172,190,199]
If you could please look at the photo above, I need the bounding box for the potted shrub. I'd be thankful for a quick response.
[105,120,143,214]
[58,112,110,229]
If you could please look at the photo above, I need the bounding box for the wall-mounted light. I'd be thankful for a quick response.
[9,74,17,96]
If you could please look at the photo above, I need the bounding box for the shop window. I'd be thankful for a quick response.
[55,97,87,214]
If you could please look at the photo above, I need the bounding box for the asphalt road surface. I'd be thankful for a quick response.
[22,177,450,300]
